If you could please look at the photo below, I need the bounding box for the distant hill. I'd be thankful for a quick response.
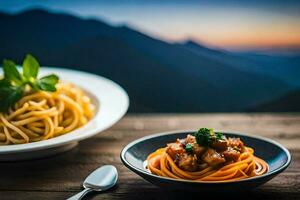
[252,90,300,112]
[178,40,229,59]
[236,53,300,87]
[0,9,294,112]
[180,40,300,87]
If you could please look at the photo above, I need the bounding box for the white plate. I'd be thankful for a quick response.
[0,67,129,161]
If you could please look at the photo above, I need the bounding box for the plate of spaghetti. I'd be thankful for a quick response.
[0,55,129,161]
[121,129,291,190]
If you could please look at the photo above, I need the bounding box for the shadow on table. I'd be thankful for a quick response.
[0,146,80,189]
[99,186,298,200]
[0,144,79,164]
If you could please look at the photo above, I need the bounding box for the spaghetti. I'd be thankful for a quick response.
[147,129,269,182]
[0,82,95,145]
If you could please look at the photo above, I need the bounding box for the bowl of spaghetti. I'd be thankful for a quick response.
[0,55,129,161]
[121,129,291,191]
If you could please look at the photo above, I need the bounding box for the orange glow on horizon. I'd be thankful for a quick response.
[158,23,300,49]
[198,35,300,49]
[154,30,300,50]
[135,9,300,50]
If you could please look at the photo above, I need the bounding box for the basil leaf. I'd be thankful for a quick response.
[36,82,57,92]
[0,85,23,112]
[36,74,59,92]
[0,54,60,113]
[0,79,10,87]
[28,80,40,91]
[22,54,40,79]
[2,59,22,85]
[39,74,59,85]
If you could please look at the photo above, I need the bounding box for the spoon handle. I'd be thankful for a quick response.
[67,188,93,200]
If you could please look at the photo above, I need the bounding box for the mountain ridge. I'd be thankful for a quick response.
[0,9,294,112]
[180,40,300,87]
[252,90,300,112]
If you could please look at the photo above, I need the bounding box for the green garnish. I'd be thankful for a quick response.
[216,132,223,140]
[194,128,214,146]
[185,143,193,152]
[0,54,59,112]
[194,128,224,146]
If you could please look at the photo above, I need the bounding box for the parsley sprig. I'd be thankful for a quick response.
[185,143,193,152]
[0,54,59,112]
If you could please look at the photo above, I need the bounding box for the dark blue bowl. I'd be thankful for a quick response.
[120,130,291,191]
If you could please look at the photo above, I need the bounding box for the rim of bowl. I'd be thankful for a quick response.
[120,129,291,184]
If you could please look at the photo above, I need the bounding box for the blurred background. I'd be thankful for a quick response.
[0,0,299,113]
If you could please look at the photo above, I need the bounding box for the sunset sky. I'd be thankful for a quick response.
[1,0,300,50]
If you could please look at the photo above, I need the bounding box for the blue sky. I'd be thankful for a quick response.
[1,0,300,50]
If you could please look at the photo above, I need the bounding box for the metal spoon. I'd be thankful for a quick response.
[67,165,118,200]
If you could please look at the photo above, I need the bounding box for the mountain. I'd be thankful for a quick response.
[236,53,300,87]
[0,9,293,112]
[252,90,300,112]
[178,40,229,59]
[180,40,300,87]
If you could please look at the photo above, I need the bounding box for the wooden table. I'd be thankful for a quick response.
[0,114,299,200]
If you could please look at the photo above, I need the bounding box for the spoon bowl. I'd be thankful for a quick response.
[68,165,118,200]
[83,165,118,191]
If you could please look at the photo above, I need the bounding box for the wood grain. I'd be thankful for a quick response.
[0,114,299,200]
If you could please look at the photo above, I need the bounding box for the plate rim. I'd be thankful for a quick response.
[120,129,291,184]
[0,67,129,153]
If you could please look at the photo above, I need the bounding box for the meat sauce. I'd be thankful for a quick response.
[166,134,245,172]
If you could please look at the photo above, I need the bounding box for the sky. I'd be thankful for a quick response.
[0,0,300,50]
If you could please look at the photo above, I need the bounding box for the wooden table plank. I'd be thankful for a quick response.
[0,114,299,199]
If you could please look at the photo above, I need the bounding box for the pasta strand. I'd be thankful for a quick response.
[0,82,95,145]
[147,147,269,182]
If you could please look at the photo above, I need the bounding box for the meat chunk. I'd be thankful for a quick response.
[211,139,228,151]
[177,153,198,172]
[185,134,196,144]
[202,148,225,166]
[166,142,184,159]
[192,143,206,156]
[223,147,241,161]
[228,137,244,151]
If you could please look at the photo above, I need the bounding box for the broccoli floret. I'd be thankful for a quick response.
[194,128,224,146]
